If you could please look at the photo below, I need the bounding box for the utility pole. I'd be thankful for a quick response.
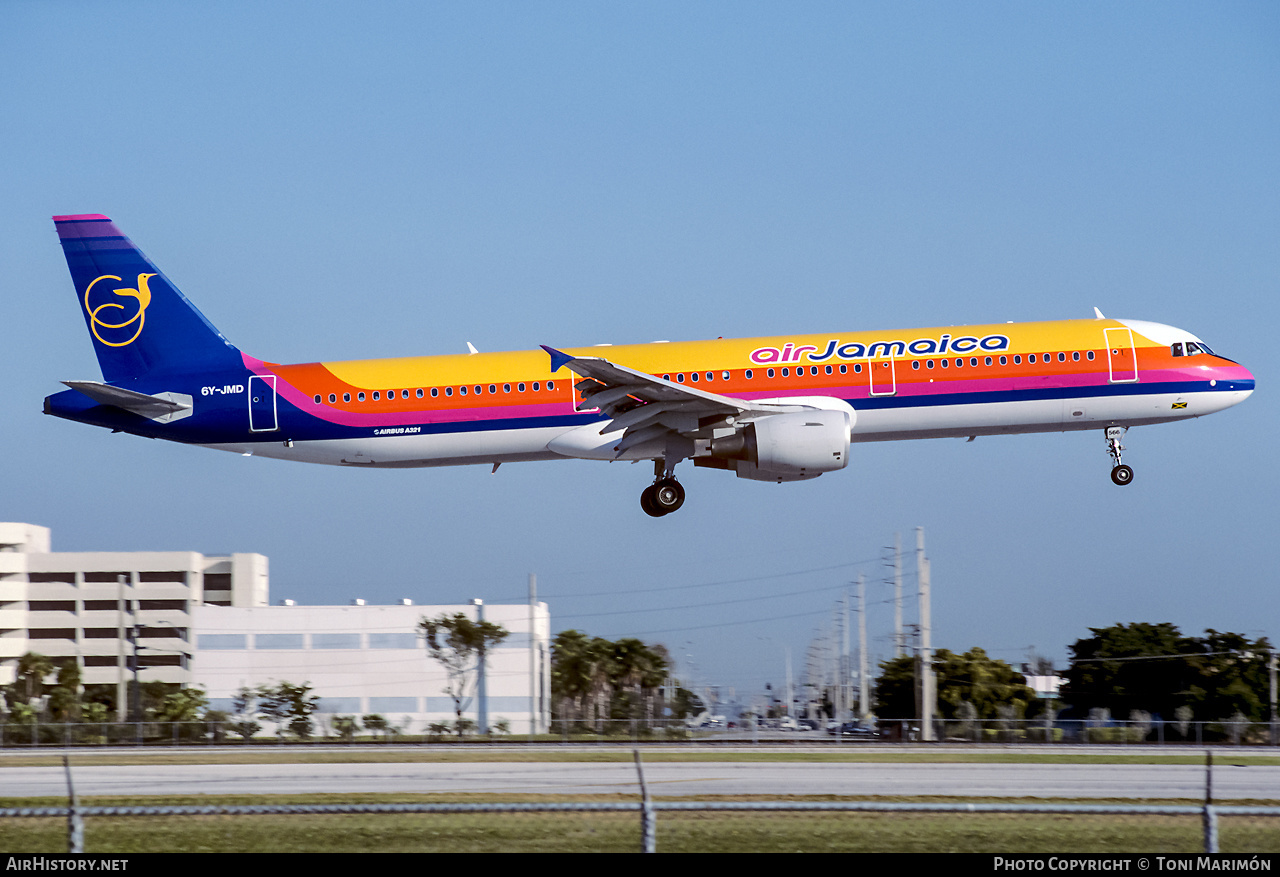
[472,598,488,734]
[858,572,868,720]
[917,527,935,742]
[528,573,538,736]
[1270,649,1277,747]
[116,575,128,722]
[840,593,850,721]
[894,533,904,658]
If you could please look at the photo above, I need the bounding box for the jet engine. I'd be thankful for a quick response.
[702,409,851,482]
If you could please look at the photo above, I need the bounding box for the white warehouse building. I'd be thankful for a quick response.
[0,523,551,734]
[192,601,551,734]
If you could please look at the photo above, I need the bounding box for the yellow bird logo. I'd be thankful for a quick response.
[84,273,155,347]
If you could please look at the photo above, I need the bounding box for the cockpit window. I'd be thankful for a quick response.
[1172,341,1215,357]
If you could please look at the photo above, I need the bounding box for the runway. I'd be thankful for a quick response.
[4,752,1277,800]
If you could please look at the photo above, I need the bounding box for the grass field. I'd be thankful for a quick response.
[3,792,1277,853]
[3,748,1277,853]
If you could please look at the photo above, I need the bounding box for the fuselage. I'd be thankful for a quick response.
[46,315,1254,468]
[44,213,1254,511]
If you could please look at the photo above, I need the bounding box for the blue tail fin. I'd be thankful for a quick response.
[53,214,243,382]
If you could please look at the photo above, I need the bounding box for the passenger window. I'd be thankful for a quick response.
[475,386,482,394]
[361,392,369,401]
[853,364,862,374]
[546,381,553,391]
[941,360,949,368]
[490,385,497,394]
[431,388,439,397]
[1087,351,1095,360]
[690,372,699,382]
[370,392,377,401]
[912,361,920,370]
[722,371,730,380]
[503,384,511,393]
[518,383,525,392]
[825,365,832,375]
[781,368,789,377]
[970,358,978,367]
[745,370,753,379]
[313,395,321,404]
[1014,355,1022,364]
[1072,352,1080,362]
[533,382,540,391]
[768,369,776,378]
[343,393,351,403]
[328,393,336,403]
[985,357,992,366]
[677,374,685,383]
[839,365,847,374]
[1058,353,1066,362]
[446,387,453,396]
[459,386,467,395]
[416,388,424,398]
[926,360,934,369]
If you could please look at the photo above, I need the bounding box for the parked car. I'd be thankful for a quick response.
[828,722,880,739]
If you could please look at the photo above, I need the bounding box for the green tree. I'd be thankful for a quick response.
[418,612,509,737]
[46,661,83,722]
[551,631,672,732]
[362,714,389,741]
[1062,623,1272,723]
[252,681,319,739]
[874,648,1039,720]
[14,652,54,705]
[157,686,209,723]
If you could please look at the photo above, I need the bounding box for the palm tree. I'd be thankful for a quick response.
[15,652,54,704]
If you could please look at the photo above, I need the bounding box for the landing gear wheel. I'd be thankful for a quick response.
[1111,464,1134,486]
[640,485,663,517]
[653,477,685,514]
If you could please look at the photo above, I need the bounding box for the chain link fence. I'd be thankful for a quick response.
[5,800,1280,854]
[3,717,1279,747]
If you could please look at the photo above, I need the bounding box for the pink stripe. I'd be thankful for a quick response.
[52,214,111,222]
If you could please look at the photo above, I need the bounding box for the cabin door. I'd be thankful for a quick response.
[1104,328,1138,383]
[868,357,897,396]
[248,375,279,432]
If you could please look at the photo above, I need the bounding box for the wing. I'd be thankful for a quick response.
[542,345,796,458]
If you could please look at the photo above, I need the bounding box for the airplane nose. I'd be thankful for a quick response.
[1213,361,1254,400]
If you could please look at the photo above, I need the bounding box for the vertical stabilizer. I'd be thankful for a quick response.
[53,214,242,382]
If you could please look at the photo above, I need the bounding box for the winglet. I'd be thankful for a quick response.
[541,345,575,373]
[1093,307,1106,320]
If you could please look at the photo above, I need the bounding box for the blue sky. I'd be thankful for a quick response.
[4,2,1277,699]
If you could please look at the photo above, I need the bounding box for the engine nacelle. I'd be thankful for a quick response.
[707,410,851,483]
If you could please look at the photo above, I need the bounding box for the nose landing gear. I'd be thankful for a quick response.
[1105,426,1134,486]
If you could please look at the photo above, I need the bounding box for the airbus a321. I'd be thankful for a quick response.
[46,214,1254,516]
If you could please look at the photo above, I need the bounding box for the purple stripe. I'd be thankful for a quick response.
[55,219,122,240]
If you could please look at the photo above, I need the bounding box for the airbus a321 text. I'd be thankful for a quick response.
[46,214,1254,516]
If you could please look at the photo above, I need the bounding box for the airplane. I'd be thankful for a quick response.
[45,214,1255,517]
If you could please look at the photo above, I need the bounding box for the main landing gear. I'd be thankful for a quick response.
[641,459,686,517]
[1105,426,1134,486]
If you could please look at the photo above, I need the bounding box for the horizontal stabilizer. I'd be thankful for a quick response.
[62,381,193,423]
